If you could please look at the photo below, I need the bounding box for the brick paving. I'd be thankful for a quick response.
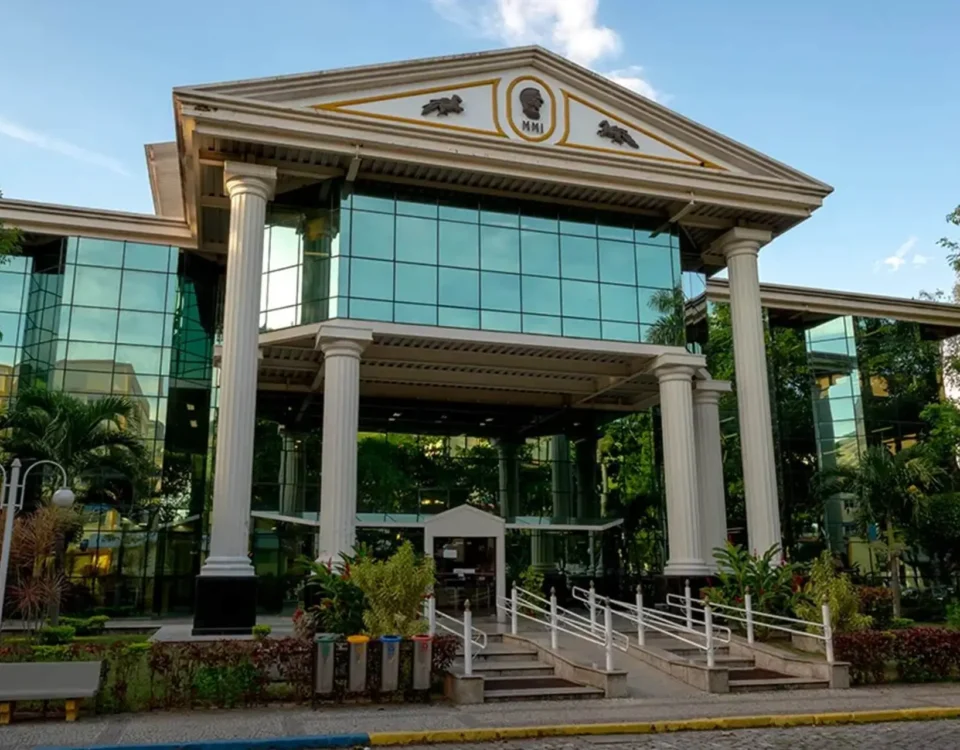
[1,684,959,750]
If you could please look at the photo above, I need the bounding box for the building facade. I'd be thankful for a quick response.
[8,46,944,633]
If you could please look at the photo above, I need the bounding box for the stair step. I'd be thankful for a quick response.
[468,647,539,662]
[463,660,555,677]
[689,656,755,669]
[483,685,605,702]
[666,646,730,658]
[729,677,830,692]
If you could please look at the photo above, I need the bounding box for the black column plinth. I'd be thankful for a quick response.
[192,575,258,636]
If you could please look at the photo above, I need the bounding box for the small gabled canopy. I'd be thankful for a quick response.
[172,46,831,268]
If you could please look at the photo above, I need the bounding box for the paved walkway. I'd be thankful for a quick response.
[3,684,960,750]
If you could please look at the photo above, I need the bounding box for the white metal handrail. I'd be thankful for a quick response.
[425,596,487,676]
[666,582,834,663]
[572,584,730,663]
[497,585,628,671]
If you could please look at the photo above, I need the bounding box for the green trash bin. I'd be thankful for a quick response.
[314,633,338,695]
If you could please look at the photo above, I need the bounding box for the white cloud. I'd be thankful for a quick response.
[0,116,129,176]
[913,254,929,265]
[430,0,661,101]
[876,236,920,273]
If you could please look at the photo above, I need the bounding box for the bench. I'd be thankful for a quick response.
[0,661,102,723]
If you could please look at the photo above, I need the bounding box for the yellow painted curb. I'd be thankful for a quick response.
[367,707,960,745]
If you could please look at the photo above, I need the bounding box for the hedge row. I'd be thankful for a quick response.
[835,627,960,685]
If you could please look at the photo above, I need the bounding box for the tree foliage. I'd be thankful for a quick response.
[350,541,434,637]
[0,188,23,263]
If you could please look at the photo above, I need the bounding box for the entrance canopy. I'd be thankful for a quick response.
[248,319,707,435]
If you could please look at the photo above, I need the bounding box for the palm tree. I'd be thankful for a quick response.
[645,287,686,347]
[0,388,155,499]
[816,444,942,617]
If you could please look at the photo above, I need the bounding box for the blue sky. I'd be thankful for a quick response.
[2,0,958,298]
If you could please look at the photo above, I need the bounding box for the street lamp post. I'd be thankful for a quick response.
[0,459,75,637]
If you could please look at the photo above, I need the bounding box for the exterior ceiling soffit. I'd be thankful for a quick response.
[0,199,195,248]
[178,99,827,220]
[178,46,830,192]
[706,279,960,330]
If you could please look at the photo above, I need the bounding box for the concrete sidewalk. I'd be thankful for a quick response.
[4,684,960,750]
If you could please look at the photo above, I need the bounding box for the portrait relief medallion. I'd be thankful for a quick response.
[506,75,556,142]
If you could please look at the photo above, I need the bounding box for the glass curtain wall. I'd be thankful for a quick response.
[259,185,684,344]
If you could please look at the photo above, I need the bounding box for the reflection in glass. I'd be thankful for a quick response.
[117,311,167,346]
[635,245,675,289]
[561,280,599,319]
[74,266,121,308]
[602,321,640,342]
[350,258,394,301]
[352,210,395,260]
[396,215,438,265]
[600,283,639,323]
[395,302,437,325]
[563,318,601,338]
[520,231,559,277]
[481,272,521,312]
[439,268,479,309]
[481,310,521,332]
[395,263,437,305]
[121,270,170,312]
[481,226,520,273]
[439,307,480,329]
[349,298,392,322]
[522,314,561,336]
[68,307,119,342]
[439,222,479,268]
[521,276,560,316]
[75,238,123,267]
[560,235,598,281]
[124,242,172,273]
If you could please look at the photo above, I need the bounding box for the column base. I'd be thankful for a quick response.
[663,560,714,578]
[192,575,258,636]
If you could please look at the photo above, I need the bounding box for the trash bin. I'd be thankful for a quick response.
[347,635,370,693]
[411,634,433,691]
[379,635,402,692]
[314,633,338,695]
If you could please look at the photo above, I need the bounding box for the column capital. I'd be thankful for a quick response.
[223,161,277,201]
[652,352,703,382]
[710,227,772,259]
[317,323,374,358]
[693,379,732,405]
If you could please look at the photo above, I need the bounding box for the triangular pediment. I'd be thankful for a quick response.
[180,47,828,188]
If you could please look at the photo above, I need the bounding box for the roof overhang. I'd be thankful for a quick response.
[692,278,960,338]
[0,198,194,248]
[173,46,831,267]
[245,318,706,420]
[252,510,624,532]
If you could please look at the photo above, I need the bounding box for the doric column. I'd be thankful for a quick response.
[712,228,781,556]
[279,430,302,517]
[549,435,572,519]
[496,439,520,519]
[654,353,711,577]
[194,162,275,635]
[694,380,731,570]
[315,324,372,563]
[574,437,597,519]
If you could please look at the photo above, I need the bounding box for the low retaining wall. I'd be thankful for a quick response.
[444,673,484,704]
[729,637,849,688]
[502,634,629,698]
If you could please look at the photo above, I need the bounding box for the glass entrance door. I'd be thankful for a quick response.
[433,536,496,616]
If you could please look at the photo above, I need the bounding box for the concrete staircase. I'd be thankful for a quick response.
[662,641,829,692]
[454,634,604,702]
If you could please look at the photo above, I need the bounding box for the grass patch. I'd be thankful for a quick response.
[1,632,151,646]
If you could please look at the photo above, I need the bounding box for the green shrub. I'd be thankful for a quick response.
[61,615,110,636]
[796,552,871,634]
[701,543,801,638]
[352,541,435,637]
[890,617,915,630]
[38,625,76,645]
[857,587,894,630]
[518,565,544,597]
[834,630,895,685]
[947,601,960,630]
[297,552,367,636]
[30,645,73,661]
[252,624,272,640]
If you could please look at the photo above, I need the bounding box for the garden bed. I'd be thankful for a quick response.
[835,627,960,685]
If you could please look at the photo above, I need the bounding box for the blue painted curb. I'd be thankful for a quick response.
[38,734,371,750]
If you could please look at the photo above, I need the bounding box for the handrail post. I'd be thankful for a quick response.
[549,587,558,650]
[510,584,518,635]
[745,589,754,644]
[604,604,613,672]
[822,597,835,664]
[463,600,473,676]
[636,584,645,647]
[589,580,597,635]
[427,594,436,637]
[684,579,693,631]
[704,602,715,668]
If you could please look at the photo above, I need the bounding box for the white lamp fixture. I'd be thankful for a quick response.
[52,487,76,509]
